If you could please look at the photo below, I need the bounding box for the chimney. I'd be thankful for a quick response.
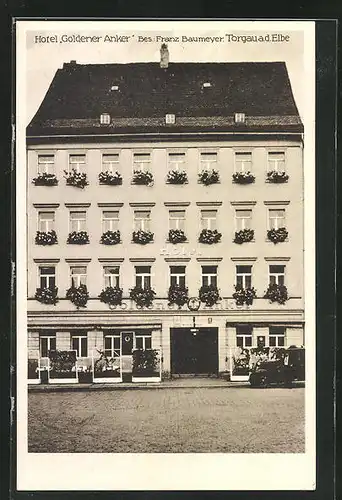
[160,44,169,68]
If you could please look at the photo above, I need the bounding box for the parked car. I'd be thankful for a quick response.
[249,347,305,387]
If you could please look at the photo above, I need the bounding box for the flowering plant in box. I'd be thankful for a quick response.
[132,170,154,185]
[168,284,189,307]
[67,231,89,244]
[232,285,257,305]
[32,173,58,186]
[198,169,220,186]
[167,170,188,184]
[35,230,58,246]
[198,228,222,244]
[64,169,89,188]
[99,286,123,306]
[168,229,187,244]
[99,171,122,185]
[264,283,288,304]
[132,229,154,245]
[234,228,254,244]
[66,284,89,308]
[35,286,59,305]
[266,170,289,183]
[100,230,121,245]
[199,284,221,306]
[232,171,255,184]
[267,227,288,243]
[129,286,156,307]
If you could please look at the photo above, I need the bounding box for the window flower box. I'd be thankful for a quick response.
[129,286,156,307]
[67,231,89,245]
[32,173,58,186]
[168,229,187,244]
[234,228,254,244]
[167,169,188,184]
[266,170,289,183]
[168,284,189,307]
[198,169,220,186]
[66,284,89,308]
[99,171,123,185]
[35,286,59,305]
[267,227,288,243]
[35,230,58,246]
[232,285,257,305]
[198,228,222,244]
[100,230,121,245]
[232,171,255,184]
[199,284,221,307]
[64,169,89,188]
[99,286,123,306]
[132,229,154,245]
[132,349,159,378]
[132,170,154,185]
[264,283,288,304]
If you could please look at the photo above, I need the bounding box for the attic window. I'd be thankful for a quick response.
[202,82,212,88]
[111,85,119,91]
[165,114,175,124]
[235,113,246,124]
[100,113,111,125]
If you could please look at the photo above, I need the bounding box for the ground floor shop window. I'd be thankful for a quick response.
[269,326,285,347]
[39,333,56,357]
[134,333,152,350]
[104,335,121,357]
[236,324,253,348]
[71,334,88,357]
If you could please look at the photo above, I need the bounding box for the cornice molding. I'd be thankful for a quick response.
[97,202,124,208]
[98,258,124,263]
[65,202,91,208]
[264,200,290,206]
[65,258,91,263]
[33,203,60,209]
[33,258,60,263]
[164,201,190,207]
[230,201,257,207]
[230,257,257,262]
[196,201,222,207]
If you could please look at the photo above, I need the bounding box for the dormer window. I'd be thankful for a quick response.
[202,82,212,89]
[235,113,245,124]
[165,114,175,124]
[111,85,119,91]
[100,113,111,125]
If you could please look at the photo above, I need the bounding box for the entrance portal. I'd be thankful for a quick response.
[170,328,218,376]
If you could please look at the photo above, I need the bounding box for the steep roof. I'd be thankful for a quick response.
[27,61,303,137]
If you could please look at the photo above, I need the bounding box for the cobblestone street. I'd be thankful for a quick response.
[28,385,305,453]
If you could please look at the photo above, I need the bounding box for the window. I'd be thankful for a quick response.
[235,113,246,124]
[71,334,88,357]
[236,265,252,289]
[134,210,151,231]
[165,114,175,124]
[39,333,56,358]
[70,266,87,287]
[169,210,185,231]
[100,113,111,125]
[201,265,218,287]
[69,154,86,173]
[135,333,152,350]
[70,211,86,232]
[268,152,285,172]
[202,82,212,88]
[102,211,119,232]
[135,266,152,288]
[168,152,185,171]
[269,265,285,286]
[39,266,56,289]
[235,210,252,230]
[104,334,121,358]
[269,209,285,230]
[269,326,285,347]
[133,153,151,172]
[38,154,55,174]
[201,210,217,230]
[235,152,252,172]
[104,266,120,288]
[236,324,253,348]
[200,152,217,171]
[102,153,119,172]
[170,266,186,287]
[38,211,55,232]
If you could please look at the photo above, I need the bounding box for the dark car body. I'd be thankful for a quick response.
[249,347,305,387]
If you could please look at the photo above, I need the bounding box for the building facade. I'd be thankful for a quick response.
[26,48,304,383]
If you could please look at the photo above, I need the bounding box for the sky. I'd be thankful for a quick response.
[24,21,307,125]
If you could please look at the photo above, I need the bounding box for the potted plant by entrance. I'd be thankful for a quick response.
[132,349,159,378]
[48,350,77,380]
[232,348,251,376]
